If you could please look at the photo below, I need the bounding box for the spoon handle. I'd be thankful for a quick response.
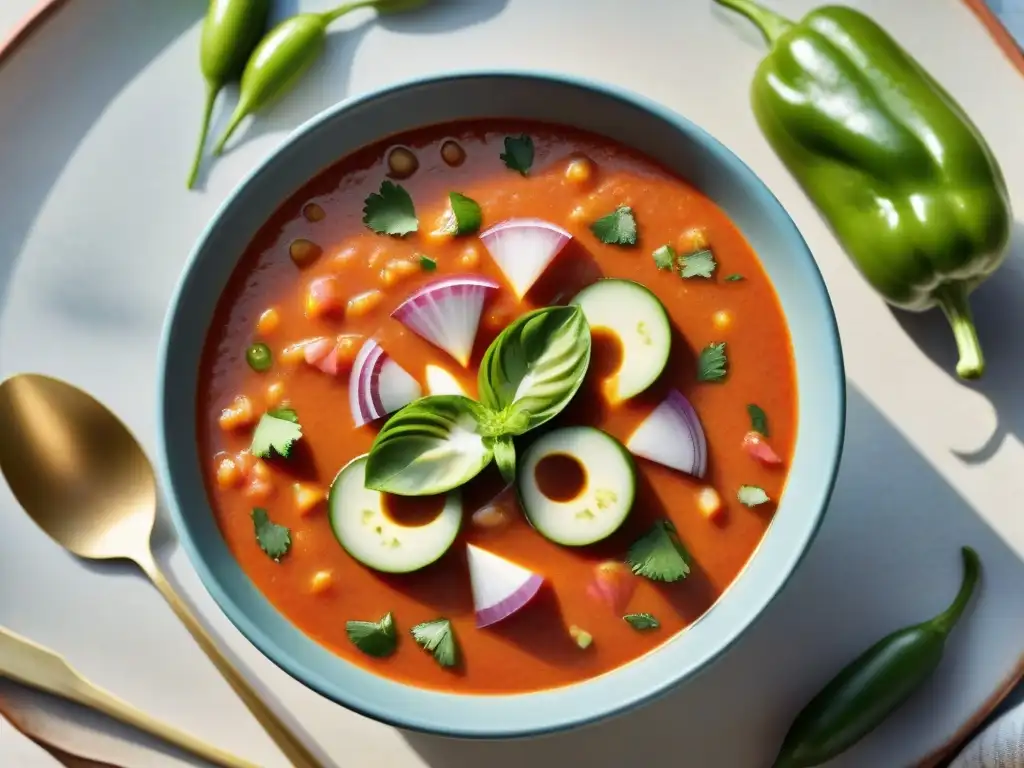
[138,554,324,768]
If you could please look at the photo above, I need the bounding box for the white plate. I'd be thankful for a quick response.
[1,1,1024,766]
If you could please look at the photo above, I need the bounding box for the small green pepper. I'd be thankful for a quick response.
[213,0,431,155]
[716,0,1012,379]
[246,343,273,372]
[773,546,980,768]
[187,0,271,188]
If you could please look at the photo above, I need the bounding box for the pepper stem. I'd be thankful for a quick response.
[712,0,794,45]
[931,547,981,636]
[213,104,246,157]
[186,82,218,189]
[935,283,985,379]
[321,1,377,23]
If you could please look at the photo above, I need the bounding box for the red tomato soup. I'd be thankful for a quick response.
[197,121,797,694]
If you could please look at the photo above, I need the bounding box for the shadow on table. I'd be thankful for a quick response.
[892,220,1024,464]
[403,384,1024,768]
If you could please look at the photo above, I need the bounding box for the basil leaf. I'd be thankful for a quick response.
[365,395,494,495]
[492,435,516,483]
[478,306,591,432]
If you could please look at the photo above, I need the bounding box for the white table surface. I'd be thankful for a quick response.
[1,1,1024,766]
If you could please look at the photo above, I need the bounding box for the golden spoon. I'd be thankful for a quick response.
[0,373,323,768]
[0,625,255,768]
[0,693,123,767]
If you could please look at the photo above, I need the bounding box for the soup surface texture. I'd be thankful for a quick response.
[198,121,796,694]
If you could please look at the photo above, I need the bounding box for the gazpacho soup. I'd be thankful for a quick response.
[198,121,796,694]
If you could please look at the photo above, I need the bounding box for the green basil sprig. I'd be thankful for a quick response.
[365,306,592,496]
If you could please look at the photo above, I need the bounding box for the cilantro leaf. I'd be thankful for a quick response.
[590,206,637,246]
[725,273,745,282]
[697,342,727,383]
[346,612,397,658]
[251,508,291,562]
[626,520,691,582]
[747,404,769,436]
[418,254,437,271]
[652,244,676,270]
[623,613,660,631]
[738,485,770,507]
[679,249,717,279]
[500,134,534,175]
[363,180,418,236]
[444,192,482,235]
[410,618,459,668]
[250,411,303,458]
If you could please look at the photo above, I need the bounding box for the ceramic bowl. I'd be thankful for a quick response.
[157,71,845,738]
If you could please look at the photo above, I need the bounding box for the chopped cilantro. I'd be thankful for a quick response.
[652,244,676,270]
[679,249,717,279]
[250,410,302,459]
[410,618,459,668]
[590,206,637,246]
[418,254,437,271]
[251,508,291,562]
[626,520,691,582]
[442,192,482,235]
[725,273,745,282]
[738,485,770,507]
[697,342,727,383]
[747,404,769,436]
[346,612,397,658]
[500,134,534,175]
[623,613,660,631]
[363,180,418,236]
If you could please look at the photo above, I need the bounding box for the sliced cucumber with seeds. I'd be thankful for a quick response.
[329,455,461,573]
[518,426,636,546]
[572,279,671,403]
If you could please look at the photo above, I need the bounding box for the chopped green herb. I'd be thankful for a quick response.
[623,613,660,631]
[738,485,770,507]
[410,618,459,668]
[246,343,272,372]
[418,254,437,271]
[251,508,291,562]
[679,249,717,279]
[346,612,398,658]
[441,192,482,235]
[725,273,745,282]
[500,134,534,175]
[627,520,691,582]
[363,180,418,236]
[590,206,638,246]
[747,404,769,436]
[652,244,676,270]
[250,410,302,458]
[569,625,593,649]
[697,342,727,383]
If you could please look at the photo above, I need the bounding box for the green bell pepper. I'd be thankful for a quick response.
[716,0,1012,379]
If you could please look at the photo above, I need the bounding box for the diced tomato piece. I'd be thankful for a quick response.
[742,431,783,466]
[304,276,344,319]
[586,561,637,614]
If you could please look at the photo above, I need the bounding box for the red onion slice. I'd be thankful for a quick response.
[466,543,544,628]
[479,218,571,299]
[626,390,708,478]
[348,339,422,428]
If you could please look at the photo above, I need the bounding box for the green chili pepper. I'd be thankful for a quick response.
[246,343,273,372]
[772,546,981,768]
[716,0,1012,380]
[213,0,430,156]
[187,0,271,188]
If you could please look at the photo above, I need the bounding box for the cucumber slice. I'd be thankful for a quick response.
[572,279,671,403]
[518,426,636,546]
[329,455,462,573]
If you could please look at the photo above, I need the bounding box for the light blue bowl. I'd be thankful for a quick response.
[157,71,844,739]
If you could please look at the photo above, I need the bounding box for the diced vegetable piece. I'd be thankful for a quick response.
[265,381,286,407]
[712,310,732,330]
[328,455,462,573]
[309,570,333,594]
[305,276,344,319]
[467,543,544,628]
[565,157,594,185]
[347,289,384,318]
[215,455,243,489]
[348,339,422,427]
[679,226,708,253]
[586,560,637,614]
[480,218,572,300]
[246,343,272,372]
[518,426,636,546]
[293,482,325,516]
[380,258,421,288]
[742,431,783,466]
[696,487,724,520]
[459,245,480,269]
[626,390,708,478]
[425,364,470,398]
[572,279,671,404]
[470,484,518,532]
[257,307,280,335]
[570,625,593,649]
[290,238,322,267]
[738,485,770,507]
[304,334,365,376]
[392,276,500,366]
[219,395,255,430]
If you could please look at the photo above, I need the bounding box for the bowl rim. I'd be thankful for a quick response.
[156,68,845,738]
